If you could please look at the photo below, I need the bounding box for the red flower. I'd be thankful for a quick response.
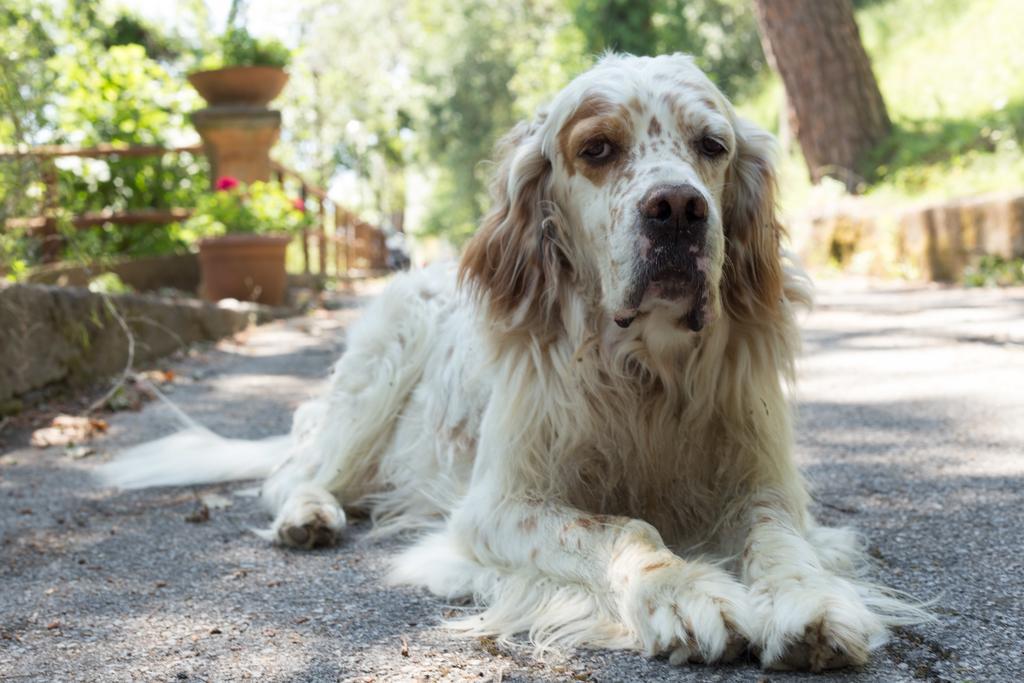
[292,197,305,212]
[215,176,240,191]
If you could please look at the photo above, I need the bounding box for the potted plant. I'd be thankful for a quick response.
[187,28,291,107]
[184,176,310,306]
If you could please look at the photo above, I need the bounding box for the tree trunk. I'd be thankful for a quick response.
[753,0,890,192]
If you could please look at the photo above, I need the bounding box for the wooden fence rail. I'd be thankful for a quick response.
[1,144,387,276]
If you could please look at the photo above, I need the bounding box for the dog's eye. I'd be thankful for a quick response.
[579,138,615,162]
[698,136,727,158]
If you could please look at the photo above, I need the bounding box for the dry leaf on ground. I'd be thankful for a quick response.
[30,415,108,448]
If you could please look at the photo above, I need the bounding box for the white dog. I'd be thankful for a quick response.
[100,53,925,671]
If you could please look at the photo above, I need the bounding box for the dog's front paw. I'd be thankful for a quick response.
[261,483,346,549]
[620,555,752,665]
[751,574,885,671]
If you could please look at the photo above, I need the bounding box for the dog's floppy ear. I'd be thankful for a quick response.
[459,120,569,336]
[721,117,786,322]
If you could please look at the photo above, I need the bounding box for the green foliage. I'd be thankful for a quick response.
[104,11,187,62]
[857,0,1024,200]
[200,27,291,70]
[409,0,588,244]
[0,2,56,145]
[50,44,195,147]
[182,181,310,240]
[571,0,662,56]
[47,42,208,263]
[1,3,210,272]
[570,0,766,98]
[87,272,132,294]
[864,97,1024,195]
[412,1,522,243]
[1,2,57,276]
[963,255,1024,287]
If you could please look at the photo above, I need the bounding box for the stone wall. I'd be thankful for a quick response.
[791,191,1024,281]
[0,284,265,404]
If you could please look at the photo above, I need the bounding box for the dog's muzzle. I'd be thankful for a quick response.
[615,183,712,332]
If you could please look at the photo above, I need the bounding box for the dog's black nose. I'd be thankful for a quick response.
[639,184,708,233]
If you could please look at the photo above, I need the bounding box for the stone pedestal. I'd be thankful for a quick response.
[192,106,281,187]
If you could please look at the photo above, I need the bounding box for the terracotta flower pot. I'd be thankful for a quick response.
[198,234,290,306]
[187,66,289,107]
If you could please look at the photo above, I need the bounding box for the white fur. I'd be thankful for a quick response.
[97,54,927,671]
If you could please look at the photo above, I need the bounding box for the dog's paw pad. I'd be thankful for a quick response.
[771,617,869,672]
[280,515,341,548]
[269,485,346,549]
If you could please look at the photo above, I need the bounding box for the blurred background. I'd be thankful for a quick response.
[3,5,1024,677]
[2,0,1022,286]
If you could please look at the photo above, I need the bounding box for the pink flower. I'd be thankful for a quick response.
[215,176,240,191]
[292,197,305,212]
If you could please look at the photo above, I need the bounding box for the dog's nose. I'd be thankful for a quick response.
[639,184,708,232]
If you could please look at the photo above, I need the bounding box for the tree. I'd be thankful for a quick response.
[752,0,890,191]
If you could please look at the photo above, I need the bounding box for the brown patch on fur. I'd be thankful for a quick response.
[518,515,538,532]
[722,121,786,321]
[628,96,645,114]
[558,96,612,176]
[557,96,633,187]
[641,560,672,573]
[575,516,594,529]
[529,548,539,561]
[647,116,662,138]
[458,121,568,337]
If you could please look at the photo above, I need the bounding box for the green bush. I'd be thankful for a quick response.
[200,28,291,70]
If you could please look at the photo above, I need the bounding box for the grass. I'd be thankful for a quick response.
[735,0,1024,212]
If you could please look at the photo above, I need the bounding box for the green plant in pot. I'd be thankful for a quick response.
[188,28,292,107]
[185,176,311,306]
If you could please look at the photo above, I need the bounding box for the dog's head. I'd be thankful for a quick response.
[461,54,785,343]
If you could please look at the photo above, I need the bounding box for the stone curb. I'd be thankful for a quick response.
[791,190,1024,280]
[0,283,274,404]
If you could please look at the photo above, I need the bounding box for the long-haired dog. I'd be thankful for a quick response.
[100,54,925,671]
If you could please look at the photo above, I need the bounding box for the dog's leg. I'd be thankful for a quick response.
[439,499,753,664]
[254,271,449,548]
[741,495,886,671]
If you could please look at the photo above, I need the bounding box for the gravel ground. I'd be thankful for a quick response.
[1,279,1022,682]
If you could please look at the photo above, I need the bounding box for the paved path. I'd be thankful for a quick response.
[1,279,1022,682]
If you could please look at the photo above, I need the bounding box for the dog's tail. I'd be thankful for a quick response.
[96,426,288,490]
